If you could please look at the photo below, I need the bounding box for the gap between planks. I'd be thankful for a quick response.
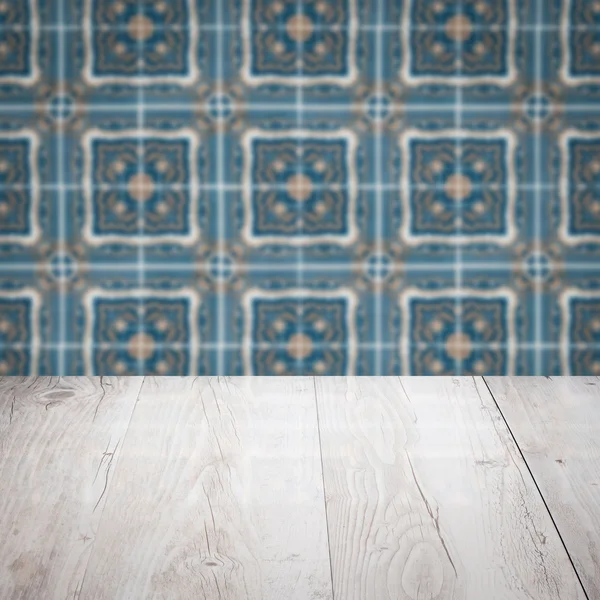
[484,376,600,600]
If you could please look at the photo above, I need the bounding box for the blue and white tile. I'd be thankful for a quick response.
[241,287,358,375]
[0,130,42,246]
[558,130,600,246]
[388,261,543,374]
[398,128,517,246]
[559,0,600,88]
[0,263,57,375]
[51,0,206,105]
[398,287,517,375]
[2,0,600,375]
[0,288,42,375]
[0,0,56,108]
[560,287,600,375]
[218,263,395,375]
[82,0,198,83]
[393,0,535,108]
[402,0,517,84]
[237,0,358,87]
[81,128,201,246]
[240,128,359,246]
[82,288,200,375]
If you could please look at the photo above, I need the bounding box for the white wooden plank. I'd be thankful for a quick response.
[80,376,332,600]
[0,376,144,600]
[315,376,587,600]
[485,376,600,599]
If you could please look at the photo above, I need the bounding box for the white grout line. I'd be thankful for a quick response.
[0,182,586,192]
[2,341,600,352]
[135,0,145,375]
[1,23,599,32]
[0,261,598,273]
[2,102,600,114]
[374,0,384,375]
[533,0,543,374]
[216,0,225,375]
[295,0,305,376]
[454,0,465,376]
[56,0,66,375]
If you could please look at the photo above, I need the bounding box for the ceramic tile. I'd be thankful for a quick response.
[1,0,600,374]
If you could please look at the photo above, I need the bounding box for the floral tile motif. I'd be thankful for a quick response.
[561,0,600,83]
[401,130,515,243]
[560,132,600,243]
[0,131,40,243]
[402,0,515,84]
[401,289,515,375]
[85,289,199,375]
[241,0,357,85]
[243,289,357,375]
[0,0,39,84]
[0,291,40,376]
[83,129,200,244]
[562,291,600,375]
[83,0,198,84]
[242,129,358,245]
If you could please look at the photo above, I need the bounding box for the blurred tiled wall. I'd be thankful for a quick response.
[1,0,599,375]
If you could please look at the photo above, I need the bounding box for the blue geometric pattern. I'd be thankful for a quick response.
[246,292,355,375]
[407,0,512,80]
[85,0,196,82]
[88,292,197,375]
[566,294,600,375]
[403,132,514,240]
[403,292,513,375]
[84,131,199,241]
[566,0,600,79]
[1,0,600,375]
[0,294,38,375]
[0,134,38,240]
[0,0,37,82]
[563,135,600,239]
[243,0,356,84]
[244,131,357,243]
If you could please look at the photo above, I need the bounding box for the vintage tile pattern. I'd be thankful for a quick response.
[0,0,599,375]
[0,292,40,375]
[85,290,199,375]
[243,289,357,375]
[0,132,40,242]
[241,0,357,85]
[0,0,39,84]
[83,129,200,243]
[84,0,198,84]
[403,0,515,83]
[401,130,516,243]
[242,129,358,244]
[401,290,515,376]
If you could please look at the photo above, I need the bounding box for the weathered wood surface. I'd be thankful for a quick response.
[0,376,593,600]
[486,376,600,599]
[79,377,333,600]
[0,376,144,599]
[315,377,587,600]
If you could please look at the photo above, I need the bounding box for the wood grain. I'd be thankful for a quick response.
[315,376,587,600]
[0,376,144,600]
[485,376,600,599]
[79,376,332,600]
